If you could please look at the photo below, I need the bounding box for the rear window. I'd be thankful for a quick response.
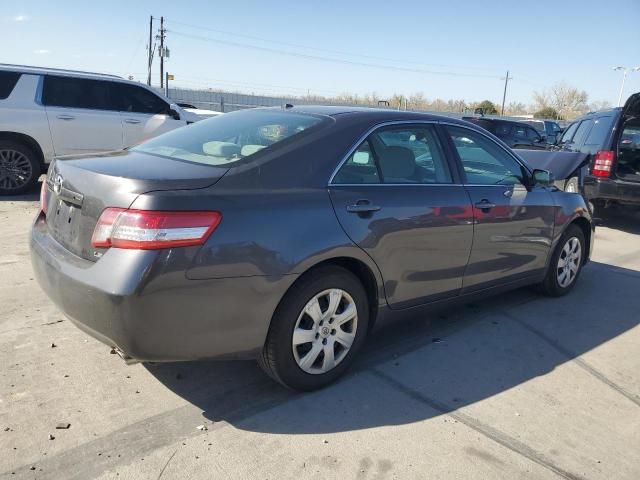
[133,109,328,166]
[0,71,21,100]
[583,116,614,147]
[572,120,594,147]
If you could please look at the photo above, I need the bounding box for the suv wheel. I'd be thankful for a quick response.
[259,266,369,391]
[0,141,40,195]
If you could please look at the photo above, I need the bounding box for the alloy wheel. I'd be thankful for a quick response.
[0,149,33,191]
[557,237,582,288]
[292,288,358,374]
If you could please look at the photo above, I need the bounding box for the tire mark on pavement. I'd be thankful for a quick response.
[501,311,640,408]
[370,368,585,480]
[156,448,177,480]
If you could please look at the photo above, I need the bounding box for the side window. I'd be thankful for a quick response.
[0,71,21,100]
[332,141,380,184]
[584,116,613,147]
[372,126,452,184]
[513,125,527,138]
[494,123,512,136]
[113,83,169,115]
[559,122,579,143]
[446,125,526,185]
[42,76,112,110]
[571,120,594,148]
[526,127,541,140]
[333,125,452,185]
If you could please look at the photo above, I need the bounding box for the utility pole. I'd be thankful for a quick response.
[500,70,512,116]
[147,16,153,86]
[159,16,166,89]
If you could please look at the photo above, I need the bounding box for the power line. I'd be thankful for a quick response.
[168,29,502,80]
[167,18,500,75]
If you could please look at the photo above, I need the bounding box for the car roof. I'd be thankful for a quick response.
[0,63,122,81]
[573,107,623,122]
[279,105,471,125]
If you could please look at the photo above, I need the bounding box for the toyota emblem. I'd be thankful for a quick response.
[53,174,63,194]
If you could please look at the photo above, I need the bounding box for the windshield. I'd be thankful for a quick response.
[133,109,328,165]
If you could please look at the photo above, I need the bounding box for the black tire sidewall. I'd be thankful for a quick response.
[0,141,40,195]
[264,267,369,391]
[543,225,585,296]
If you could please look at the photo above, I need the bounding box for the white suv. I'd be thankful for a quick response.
[0,64,193,195]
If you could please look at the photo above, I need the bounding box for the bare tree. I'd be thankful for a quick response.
[589,99,612,112]
[533,82,589,120]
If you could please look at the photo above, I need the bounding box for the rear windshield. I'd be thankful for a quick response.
[133,109,328,166]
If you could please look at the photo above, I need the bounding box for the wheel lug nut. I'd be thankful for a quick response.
[331,329,336,335]
[322,339,327,345]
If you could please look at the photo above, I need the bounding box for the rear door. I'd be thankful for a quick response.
[329,123,474,309]
[616,94,640,182]
[443,124,555,292]
[43,75,123,156]
[112,83,186,147]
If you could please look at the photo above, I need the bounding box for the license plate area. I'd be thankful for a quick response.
[49,198,82,249]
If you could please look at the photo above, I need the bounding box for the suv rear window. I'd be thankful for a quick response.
[0,71,21,100]
[42,76,113,110]
[133,109,328,166]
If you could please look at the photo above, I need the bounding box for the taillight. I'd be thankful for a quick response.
[592,151,615,178]
[91,209,222,250]
[40,181,48,214]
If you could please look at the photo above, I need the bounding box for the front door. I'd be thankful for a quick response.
[329,123,474,309]
[444,125,555,293]
[113,83,186,148]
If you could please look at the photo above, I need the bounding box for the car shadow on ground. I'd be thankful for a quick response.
[595,206,640,235]
[0,178,42,203]
[145,259,640,434]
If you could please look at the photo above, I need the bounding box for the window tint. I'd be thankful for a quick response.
[526,127,541,140]
[0,71,21,100]
[571,120,594,147]
[134,109,326,166]
[550,122,562,134]
[113,83,169,115]
[513,125,527,138]
[446,125,526,185]
[559,122,579,143]
[42,76,113,110]
[332,141,380,184]
[494,123,512,136]
[584,116,613,147]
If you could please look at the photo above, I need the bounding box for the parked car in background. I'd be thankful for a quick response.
[556,93,640,210]
[519,119,563,144]
[31,106,593,391]
[462,117,549,150]
[0,64,193,195]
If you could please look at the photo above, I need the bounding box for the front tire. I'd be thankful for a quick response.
[0,141,40,195]
[259,266,369,391]
[540,225,585,297]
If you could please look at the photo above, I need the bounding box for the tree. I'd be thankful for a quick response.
[475,100,498,114]
[534,107,560,119]
[589,99,612,112]
[532,82,589,120]
[504,101,528,116]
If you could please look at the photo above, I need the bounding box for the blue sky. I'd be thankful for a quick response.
[4,0,640,106]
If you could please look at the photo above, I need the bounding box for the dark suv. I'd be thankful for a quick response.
[462,117,548,150]
[557,93,640,209]
[519,119,563,144]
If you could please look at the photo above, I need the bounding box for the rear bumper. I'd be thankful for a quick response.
[30,214,296,361]
[584,176,640,205]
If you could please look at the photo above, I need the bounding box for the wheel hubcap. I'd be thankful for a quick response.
[0,149,33,190]
[557,237,582,288]
[292,288,358,374]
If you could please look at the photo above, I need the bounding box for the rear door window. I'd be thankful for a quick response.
[571,120,594,149]
[42,76,114,110]
[0,71,21,99]
[332,141,380,184]
[494,123,512,136]
[113,83,170,115]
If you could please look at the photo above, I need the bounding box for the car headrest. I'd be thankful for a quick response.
[240,144,266,156]
[202,141,241,157]
[378,146,415,179]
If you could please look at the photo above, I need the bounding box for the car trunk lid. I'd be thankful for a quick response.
[43,150,228,261]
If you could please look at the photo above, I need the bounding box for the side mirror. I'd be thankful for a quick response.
[533,169,554,186]
[168,103,181,120]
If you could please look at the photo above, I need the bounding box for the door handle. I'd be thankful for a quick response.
[56,114,75,120]
[346,201,381,214]
[474,200,497,210]
[124,118,142,124]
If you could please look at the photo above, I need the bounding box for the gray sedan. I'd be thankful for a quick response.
[30,106,594,391]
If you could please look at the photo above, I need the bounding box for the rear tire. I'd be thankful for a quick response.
[259,266,369,391]
[0,141,40,195]
[540,224,585,297]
